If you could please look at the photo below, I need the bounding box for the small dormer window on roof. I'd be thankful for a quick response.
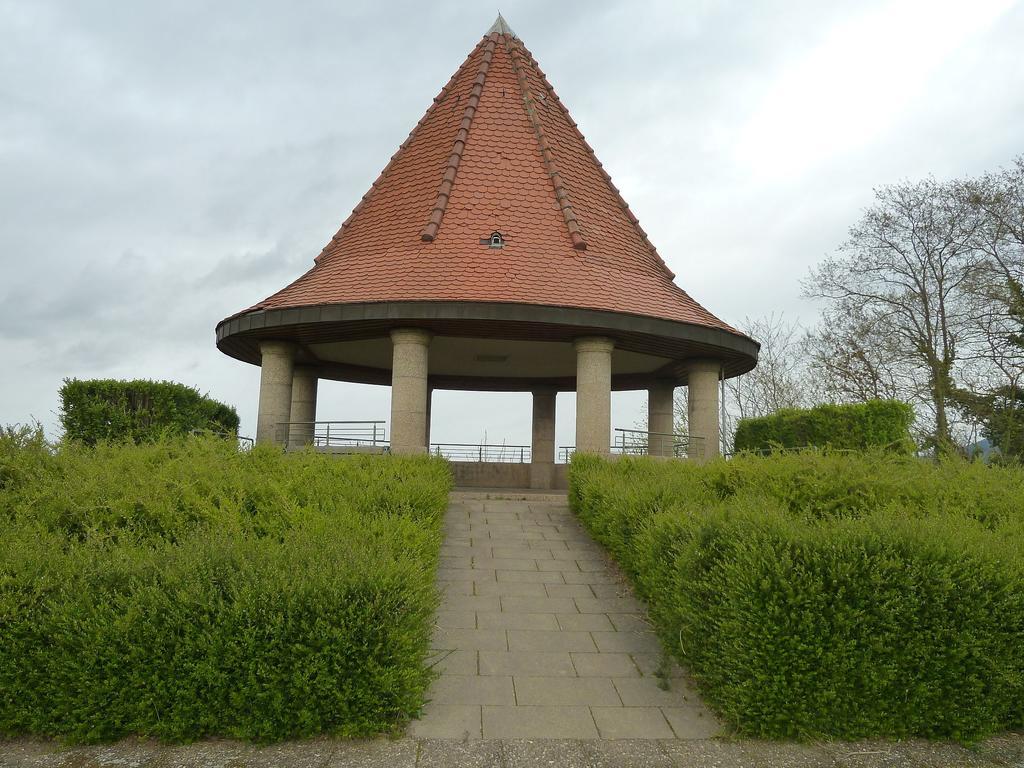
[487,232,504,248]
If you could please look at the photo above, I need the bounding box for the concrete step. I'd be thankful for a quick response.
[451,488,568,503]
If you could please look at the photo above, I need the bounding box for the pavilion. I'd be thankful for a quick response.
[215,16,759,488]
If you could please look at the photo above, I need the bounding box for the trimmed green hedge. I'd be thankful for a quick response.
[59,378,240,445]
[569,452,1024,741]
[0,430,451,742]
[734,400,914,453]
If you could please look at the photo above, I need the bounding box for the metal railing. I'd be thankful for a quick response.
[277,420,387,449]
[614,428,699,458]
[559,430,706,462]
[189,429,254,451]
[431,443,531,463]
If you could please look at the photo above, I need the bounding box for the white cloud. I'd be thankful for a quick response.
[1,0,1022,448]
[734,0,1015,179]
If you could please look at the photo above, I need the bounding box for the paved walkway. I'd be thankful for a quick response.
[410,491,721,740]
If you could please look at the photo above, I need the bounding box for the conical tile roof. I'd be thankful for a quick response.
[234,20,740,336]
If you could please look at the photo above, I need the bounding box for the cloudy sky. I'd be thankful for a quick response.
[2,0,1022,449]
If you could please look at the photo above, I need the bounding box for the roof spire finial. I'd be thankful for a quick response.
[487,12,516,38]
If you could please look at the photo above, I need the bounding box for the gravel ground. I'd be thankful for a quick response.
[1,734,1022,768]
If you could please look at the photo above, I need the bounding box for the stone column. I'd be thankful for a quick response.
[648,382,675,457]
[256,340,296,446]
[686,359,721,461]
[288,366,319,448]
[425,386,433,450]
[389,328,431,455]
[530,388,556,488]
[574,336,614,456]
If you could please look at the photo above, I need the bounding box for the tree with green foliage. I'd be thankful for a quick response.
[803,178,986,453]
[948,159,1024,458]
[59,378,240,445]
[981,385,1024,457]
[804,158,1024,454]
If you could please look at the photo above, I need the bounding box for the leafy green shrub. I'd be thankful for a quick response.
[0,433,451,742]
[981,385,1024,459]
[0,423,52,493]
[734,399,914,453]
[569,452,1024,741]
[59,379,240,445]
[571,449,1024,530]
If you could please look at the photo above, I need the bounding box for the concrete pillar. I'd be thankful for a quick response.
[389,328,431,455]
[686,359,721,461]
[288,366,318,448]
[256,340,296,446]
[425,386,433,450]
[574,336,614,456]
[648,382,675,457]
[530,388,556,488]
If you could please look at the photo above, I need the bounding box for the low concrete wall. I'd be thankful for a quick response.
[451,461,530,488]
[451,462,570,490]
[309,445,388,455]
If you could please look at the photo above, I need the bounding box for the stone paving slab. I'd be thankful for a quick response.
[4,736,1021,767]
[513,677,621,706]
[418,495,724,741]
[478,650,577,677]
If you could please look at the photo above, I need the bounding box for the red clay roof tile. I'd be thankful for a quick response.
[235,25,739,336]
